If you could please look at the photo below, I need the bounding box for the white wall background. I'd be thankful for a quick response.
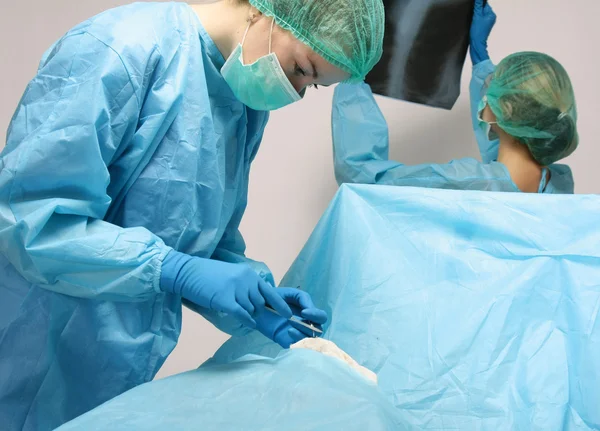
[1,0,598,379]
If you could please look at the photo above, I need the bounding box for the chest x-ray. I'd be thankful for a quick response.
[365,0,475,110]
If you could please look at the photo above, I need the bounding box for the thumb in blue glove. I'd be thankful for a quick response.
[470,0,497,65]
[254,288,328,349]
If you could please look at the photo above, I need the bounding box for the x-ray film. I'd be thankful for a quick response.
[365,0,475,109]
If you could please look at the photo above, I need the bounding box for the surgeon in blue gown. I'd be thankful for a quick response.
[0,0,384,429]
[332,0,578,194]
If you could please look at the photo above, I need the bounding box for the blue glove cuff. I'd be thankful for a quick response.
[160,250,193,295]
[470,42,490,66]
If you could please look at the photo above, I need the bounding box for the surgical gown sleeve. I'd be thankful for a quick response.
[199,206,273,336]
[0,32,170,301]
[211,120,275,287]
[198,126,273,336]
[212,218,275,286]
[331,83,519,192]
[469,59,499,163]
[332,82,395,185]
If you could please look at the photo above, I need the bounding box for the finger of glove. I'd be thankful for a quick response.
[290,320,322,338]
[255,306,286,332]
[276,288,315,310]
[235,288,256,316]
[248,286,266,314]
[259,279,292,318]
[275,289,327,324]
[269,322,294,349]
[282,291,327,324]
[300,308,328,325]
[274,327,306,349]
[287,328,307,345]
[229,304,257,329]
[483,3,496,21]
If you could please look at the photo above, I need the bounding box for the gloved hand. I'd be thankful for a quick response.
[160,250,293,329]
[254,288,328,348]
[470,0,497,65]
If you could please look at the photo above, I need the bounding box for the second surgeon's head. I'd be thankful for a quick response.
[479,51,578,166]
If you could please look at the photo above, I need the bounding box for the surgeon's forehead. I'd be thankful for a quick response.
[307,51,350,85]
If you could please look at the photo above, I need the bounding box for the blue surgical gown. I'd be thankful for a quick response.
[0,3,269,429]
[332,60,574,194]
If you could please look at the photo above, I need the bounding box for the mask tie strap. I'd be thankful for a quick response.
[242,17,253,46]
[269,17,275,53]
[240,19,252,63]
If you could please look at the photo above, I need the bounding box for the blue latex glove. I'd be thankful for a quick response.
[470,0,497,65]
[254,288,328,348]
[160,250,293,329]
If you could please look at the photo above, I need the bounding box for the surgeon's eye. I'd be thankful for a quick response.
[294,63,306,76]
[308,84,319,90]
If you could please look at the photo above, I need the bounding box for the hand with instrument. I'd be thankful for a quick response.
[256,288,328,348]
[160,251,294,329]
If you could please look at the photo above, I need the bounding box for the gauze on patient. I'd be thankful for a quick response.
[291,338,378,384]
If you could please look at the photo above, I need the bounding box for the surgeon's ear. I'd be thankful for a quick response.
[248,6,263,23]
[482,105,497,123]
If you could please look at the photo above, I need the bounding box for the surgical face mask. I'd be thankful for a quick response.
[478,96,499,141]
[221,18,301,111]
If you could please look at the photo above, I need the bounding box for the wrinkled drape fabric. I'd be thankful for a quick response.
[57,350,409,431]
[208,185,600,430]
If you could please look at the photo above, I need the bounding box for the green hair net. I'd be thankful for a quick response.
[486,52,578,166]
[249,0,385,83]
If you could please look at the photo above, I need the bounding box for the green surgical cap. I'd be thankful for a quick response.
[250,0,385,83]
[486,52,578,166]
